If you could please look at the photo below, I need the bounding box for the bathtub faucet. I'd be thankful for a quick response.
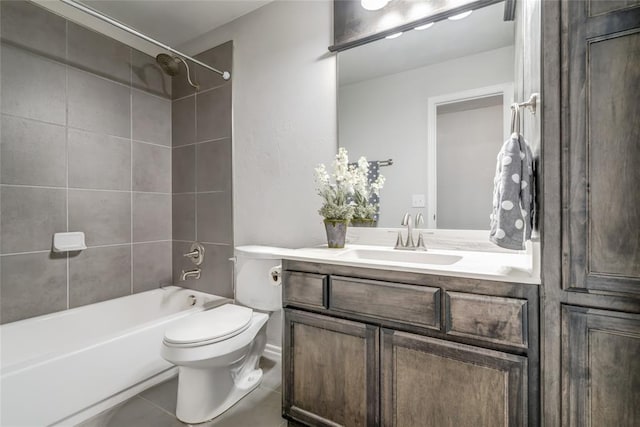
[180,268,201,281]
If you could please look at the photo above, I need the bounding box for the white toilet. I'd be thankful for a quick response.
[161,245,285,424]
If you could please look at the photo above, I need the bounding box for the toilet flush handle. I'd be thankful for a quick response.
[269,265,282,286]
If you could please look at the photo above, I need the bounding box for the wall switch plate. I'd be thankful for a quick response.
[412,194,426,208]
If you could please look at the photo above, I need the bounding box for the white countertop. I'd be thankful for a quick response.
[281,244,541,285]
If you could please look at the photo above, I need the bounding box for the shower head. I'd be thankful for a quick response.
[155,53,199,89]
[155,53,181,76]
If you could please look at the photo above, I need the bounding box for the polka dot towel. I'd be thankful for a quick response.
[489,133,535,250]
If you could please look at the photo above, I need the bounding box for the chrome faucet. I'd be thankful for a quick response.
[180,268,201,281]
[395,212,427,251]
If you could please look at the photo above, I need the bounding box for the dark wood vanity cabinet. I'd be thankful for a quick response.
[381,330,528,427]
[282,262,539,427]
[283,309,379,427]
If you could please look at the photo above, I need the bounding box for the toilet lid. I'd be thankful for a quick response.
[163,304,253,345]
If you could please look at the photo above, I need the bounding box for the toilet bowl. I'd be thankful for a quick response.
[161,304,269,423]
[161,246,286,424]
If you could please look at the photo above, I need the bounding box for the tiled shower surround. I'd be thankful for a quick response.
[0,0,234,323]
[171,41,234,298]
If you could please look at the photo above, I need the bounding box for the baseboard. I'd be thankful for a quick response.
[263,343,282,359]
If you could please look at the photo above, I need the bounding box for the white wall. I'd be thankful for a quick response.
[338,46,514,227]
[181,1,337,250]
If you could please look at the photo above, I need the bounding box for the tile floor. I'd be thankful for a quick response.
[80,355,286,427]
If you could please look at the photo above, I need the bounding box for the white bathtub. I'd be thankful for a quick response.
[0,286,230,426]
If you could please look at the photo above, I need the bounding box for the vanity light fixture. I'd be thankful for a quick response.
[385,32,403,39]
[361,0,390,11]
[448,10,473,20]
[414,22,434,30]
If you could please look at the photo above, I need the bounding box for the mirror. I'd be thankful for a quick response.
[338,1,516,229]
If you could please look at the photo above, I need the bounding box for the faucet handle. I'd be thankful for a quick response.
[183,242,205,265]
[415,213,424,228]
[401,212,411,226]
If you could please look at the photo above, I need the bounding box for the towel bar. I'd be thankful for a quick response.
[513,93,539,115]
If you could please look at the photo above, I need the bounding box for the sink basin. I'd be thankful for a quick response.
[340,248,462,266]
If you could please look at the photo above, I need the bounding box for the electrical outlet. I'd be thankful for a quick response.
[412,194,426,208]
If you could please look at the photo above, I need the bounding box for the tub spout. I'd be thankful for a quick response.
[180,268,201,281]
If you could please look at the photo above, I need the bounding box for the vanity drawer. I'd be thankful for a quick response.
[283,271,328,310]
[329,276,441,329]
[445,291,528,349]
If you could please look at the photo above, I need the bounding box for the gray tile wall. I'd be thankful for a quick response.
[0,1,173,324]
[171,41,234,298]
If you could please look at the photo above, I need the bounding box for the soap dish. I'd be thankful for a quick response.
[53,232,87,252]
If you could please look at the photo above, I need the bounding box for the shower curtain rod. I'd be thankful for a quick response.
[59,0,231,80]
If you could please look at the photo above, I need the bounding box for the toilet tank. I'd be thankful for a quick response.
[234,246,289,311]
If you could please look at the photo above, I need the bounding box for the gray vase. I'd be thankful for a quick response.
[323,219,348,248]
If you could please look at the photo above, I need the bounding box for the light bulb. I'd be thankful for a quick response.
[414,22,434,30]
[361,0,390,11]
[385,32,403,39]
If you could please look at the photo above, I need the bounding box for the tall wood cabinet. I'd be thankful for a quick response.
[562,307,640,426]
[542,0,640,425]
[563,0,640,295]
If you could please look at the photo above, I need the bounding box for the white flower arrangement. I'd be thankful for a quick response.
[314,148,385,223]
[315,148,356,221]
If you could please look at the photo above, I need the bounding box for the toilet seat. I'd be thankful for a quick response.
[164,304,253,348]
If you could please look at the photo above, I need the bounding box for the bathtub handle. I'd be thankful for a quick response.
[188,295,197,306]
[183,242,205,266]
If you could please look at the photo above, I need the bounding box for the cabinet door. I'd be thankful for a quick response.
[283,309,379,427]
[562,306,640,427]
[381,329,527,427]
[564,0,640,294]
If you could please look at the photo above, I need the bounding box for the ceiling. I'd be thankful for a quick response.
[339,1,515,86]
[82,0,272,48]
